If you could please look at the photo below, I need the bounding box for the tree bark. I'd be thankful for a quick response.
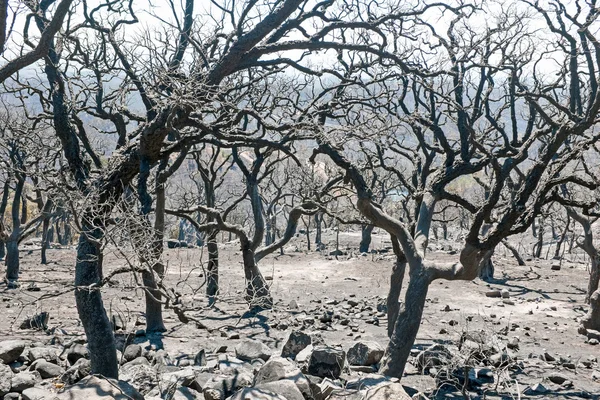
[380,268,430,377]
[40,216,50,265]
[502,240,525,266]
[478,249,495,282]
[242,245,272,309]
[5,238,19,282]
[386,252,407,338]
[74,224,118,378]
[206,231,219,305]
[360,224,374,253]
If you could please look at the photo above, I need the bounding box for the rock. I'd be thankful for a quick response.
[57,375,144,399]
[307,346,346,379]
[289,300,299,309]
[281,330,311,360]
[66,343,88,364]
[207,373,253,397]
[0,363,14,396]
[194,349,207,366]
[415,344,453,370]
[32,359,64,379]
[485,290,502,298]
[523,383,547,395]
[123,344,142,362]
[347,342,384,366]
[63,358,91,384]
[541,352,555,362]
[295,345,313,364]
[204,388,223,400]
[119,363,157,395]
[235,340,272,362]
[21,387,57,400]
[28,346,59,363]
[10,371,40,392]
[161,368,203,392]
[124,357,150,367]
[229,387,288,400]
[255,380,304,400]
[19,313,49,330]
[363,382,411,400]
[551,263,561,271]
[170,386,203,400]
[255,357,312,399]
[490,352,512,368]
[501,289,510,298]
[0,340,26,364]
[547,373,569,385]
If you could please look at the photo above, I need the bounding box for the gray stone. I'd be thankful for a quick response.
[194,349,207,366]
[207,373,253,398]
[255,380,304,400]
[123,344,142,362]
[415,344,453,370]
[547,373,569,385]
[0,363,14,396]
[255,356,311,399]
[347,342,384,366]
[229,387,288,400]
[28,347,59,363]
[235,340,272,362]
[119,363,157,395]
[21,387,57,400]
[3,393,21,400]
[523,383,547,395]
[307,346,346,379]
[281,330,311,360]
[362,382,411,400]
[57,375,144,399]
[10,371,40,392]
[63,358,90,384]
[0,340,26,364]
[33,359,65,379]
[66,344,88,365]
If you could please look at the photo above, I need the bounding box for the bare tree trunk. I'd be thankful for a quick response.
[0,241,4,261]
[533,221,544,258]
[478,249,495,281]
[360,224,374,253]
[582,288,600,331]
[242,245,272,309]
[380,268,429,377]
[588,255,600,303]
[143,181,167,334]
[40,216,50,265]
[304,216,311,251]
[553,215,570,259]
[386,253,407,338]
[502,240,525,266]
[206,231,219,305]
[75,224,118,378]
[314,212,323,250]
[5,238,19,282]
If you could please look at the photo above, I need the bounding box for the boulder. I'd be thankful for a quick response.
[307,346,346,379]
[63,358,91,384]
[0,340,26,364]
[0,363,14,396]
[22,387,58,400]
[255,356,312,398]
[66,344,88,365]
[347,342,384,366]
[228,387,288,400]
[119,363,157,395]
[123,344,142,362]
[57,375,144,399]
[235,340,272,362]
[415,344,453,370]
[281,330,311,360]
[255,380,305,400]
[32,359,65,379]
[362,383,411,400]
[28,347,60,363]
[10,371,40,392]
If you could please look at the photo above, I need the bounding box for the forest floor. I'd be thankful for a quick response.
[1,228,599,399]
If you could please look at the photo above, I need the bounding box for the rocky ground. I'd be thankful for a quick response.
[0,229,599,399]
